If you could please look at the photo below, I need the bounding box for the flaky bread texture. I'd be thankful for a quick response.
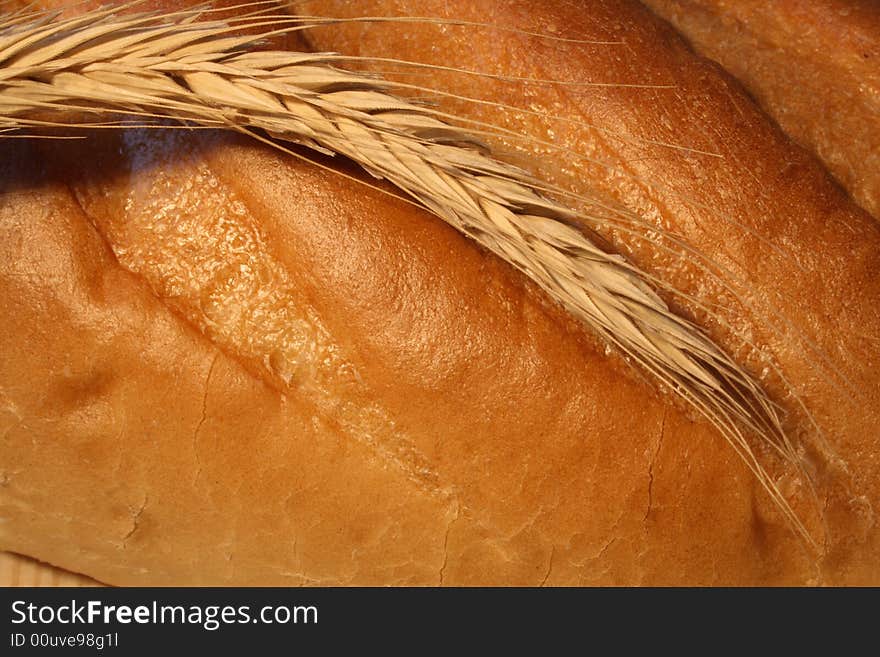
[0,0,878,584]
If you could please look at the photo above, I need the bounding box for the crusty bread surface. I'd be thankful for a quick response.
[0,0,878,585]
[641,0,880,220]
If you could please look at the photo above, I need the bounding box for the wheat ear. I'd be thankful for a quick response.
[0,6,813,542]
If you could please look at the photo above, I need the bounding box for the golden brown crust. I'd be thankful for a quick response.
[302,0,880,567]
[0,126,870,584]
[0,140,456,585]
[0,0,879,585]
[0,131,809,584]
[640,0,880,220]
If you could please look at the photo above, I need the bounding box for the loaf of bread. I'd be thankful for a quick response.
[641,0,880,220]
[0,0,878,585]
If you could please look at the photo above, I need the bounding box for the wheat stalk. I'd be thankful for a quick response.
[0,5,813,542]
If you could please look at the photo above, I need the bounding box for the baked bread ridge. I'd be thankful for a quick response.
[640,0,880,221]
[0,0,878,584]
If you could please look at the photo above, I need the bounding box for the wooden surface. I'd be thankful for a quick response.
[0,551,100,587]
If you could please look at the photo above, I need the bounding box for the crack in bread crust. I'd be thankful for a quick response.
[58,128,448,497]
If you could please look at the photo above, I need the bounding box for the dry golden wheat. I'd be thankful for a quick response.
[0,4,813,541]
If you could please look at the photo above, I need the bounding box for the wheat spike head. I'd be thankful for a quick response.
[0,3,815,544]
